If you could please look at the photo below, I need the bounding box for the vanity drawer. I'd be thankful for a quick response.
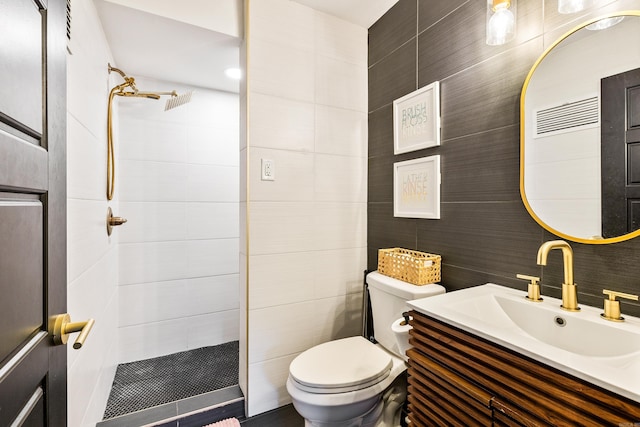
[407,310,640,426]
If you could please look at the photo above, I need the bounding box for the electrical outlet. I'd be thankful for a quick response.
[261,159,275,181]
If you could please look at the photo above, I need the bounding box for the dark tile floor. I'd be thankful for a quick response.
[240,404,303,427]
[103,342,239,419]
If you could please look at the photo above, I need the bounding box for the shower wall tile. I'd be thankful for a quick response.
[186,202,239,240]
[187,126,239,167]
[245,0,368,417]
[119,241,189,285]
[67,199,112,283]
[187,310,240,350]
[118,117,188,163]
[249,37,315,102]
[186,274,240,315]
[315,105,367,157]
[184,91,239,130]
[248,301,316,363]
[315,55,368,112]
[67,1,119,425]
[249,202,317,255]
[68,298,119,427]
[118,270,238,338]
[67,115,105,201]
[249,0,315,50]
[247,355,297,416]
[315,11,368,65]
[187,164,239,202]
[119,160,187,202]
[118,318,190,363]
[248,93,315,152]
[118,202,187,243]
[186,238,239,278]
[313,202,367,251]
[312,293,363,343]
[248,148,314,202]
[249,202,366,254]
[66,40,109,141]
[248,248,366,310]
[248,252,316,309]
[314,154,367,202]
[119,279,189,326]
[67,248,118,370]
[312,248,366,299]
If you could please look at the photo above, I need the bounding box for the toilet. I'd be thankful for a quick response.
[286,271,446,427]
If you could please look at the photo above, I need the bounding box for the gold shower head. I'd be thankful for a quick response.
[107,64,193,109]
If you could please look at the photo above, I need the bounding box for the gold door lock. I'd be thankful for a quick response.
[51,314,95,349]
[516,274,543,302]
[601,289,639,322]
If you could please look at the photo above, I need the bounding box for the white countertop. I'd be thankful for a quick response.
[407,283,640,403]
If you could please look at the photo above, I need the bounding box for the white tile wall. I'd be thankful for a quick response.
[243,0,368,417]
[247,354,299,416]
[248,93,315,152]
[117,77,240,363]
[67,0,119,424]
[315,105,367,157]
[249,37,315,102]
[249,148,315,201]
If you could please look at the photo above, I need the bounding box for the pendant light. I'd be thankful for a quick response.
[558,0,595,14]
[486,0,516,46]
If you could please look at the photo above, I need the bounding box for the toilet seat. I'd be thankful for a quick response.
[289,336,392,394]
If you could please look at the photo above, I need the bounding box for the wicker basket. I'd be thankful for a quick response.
[377,248,441,285]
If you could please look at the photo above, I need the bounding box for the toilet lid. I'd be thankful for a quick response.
[289,336,392,394]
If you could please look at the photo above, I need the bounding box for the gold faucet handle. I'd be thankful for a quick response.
[516,274,543,302]
[601,289,639,322]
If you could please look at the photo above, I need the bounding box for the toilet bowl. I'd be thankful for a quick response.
[287,271,446,427]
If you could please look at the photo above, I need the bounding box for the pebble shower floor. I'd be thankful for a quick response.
[103,341,239,419]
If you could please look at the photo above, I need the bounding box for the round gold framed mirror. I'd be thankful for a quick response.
[520,11,640,244]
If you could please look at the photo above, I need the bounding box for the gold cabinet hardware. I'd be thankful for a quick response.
[516,274,543,302]
[601,289,639,322]
[107,207,127,236]
[51,314,95,349]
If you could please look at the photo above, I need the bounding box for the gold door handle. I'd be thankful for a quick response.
[51,314,95,349]
[601,289,639,322]
[107,207,128,236]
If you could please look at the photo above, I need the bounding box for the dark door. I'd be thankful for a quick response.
[0,0,67,425]
[601,67,640,238]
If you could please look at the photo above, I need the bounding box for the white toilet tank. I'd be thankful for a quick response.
[367,271,445,357]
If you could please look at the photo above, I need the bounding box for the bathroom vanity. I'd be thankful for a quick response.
[406,285,640,426]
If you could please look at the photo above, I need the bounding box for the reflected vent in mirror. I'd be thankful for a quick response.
[535,96,599,137]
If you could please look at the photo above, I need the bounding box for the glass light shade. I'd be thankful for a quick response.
[558,0,595,14]
[585,16,624,30]
[486,0,516,46]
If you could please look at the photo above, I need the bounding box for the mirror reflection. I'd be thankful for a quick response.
[522,12,640,242]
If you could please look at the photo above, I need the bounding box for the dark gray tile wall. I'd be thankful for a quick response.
[368,0,640,316]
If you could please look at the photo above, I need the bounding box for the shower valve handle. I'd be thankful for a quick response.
[107,207,128,236]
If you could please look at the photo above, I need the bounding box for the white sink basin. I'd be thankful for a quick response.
[407,283,640,403]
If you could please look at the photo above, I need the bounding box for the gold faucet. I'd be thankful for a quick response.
[536,240,580,312]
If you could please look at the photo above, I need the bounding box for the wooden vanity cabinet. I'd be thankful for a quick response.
[407,310,640,426]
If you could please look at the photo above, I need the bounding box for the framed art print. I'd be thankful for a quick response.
[394,155,441,219]
[393,81,440,154]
